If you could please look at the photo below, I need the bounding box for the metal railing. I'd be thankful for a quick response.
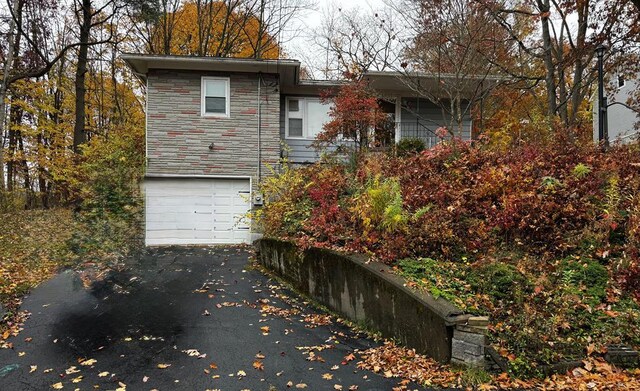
[397,121,440,148]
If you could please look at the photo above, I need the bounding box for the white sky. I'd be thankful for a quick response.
[282,0,388,75]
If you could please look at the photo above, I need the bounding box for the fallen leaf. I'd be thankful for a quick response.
[51,382,64,389]
[255,353,265,359]
[29,365,37,373]
[334,385,343,390]
[71,376,83,383]
[253,360,264,371]
[80,358,97,366]
[143,376,149,382]
[65,366,80,375]
[322,373,333,380]
[157,363,171,369]
[295,384,307,389]
[209,363,218,370]
[237,370,247,377]
[98,372,109,377]
[260,326,270,335]
[18,352,25,357]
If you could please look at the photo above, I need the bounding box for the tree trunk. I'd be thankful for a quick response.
[17,133,32,208]
[537,0,558,121]
[0,0,24,191]
[74,0,92,153]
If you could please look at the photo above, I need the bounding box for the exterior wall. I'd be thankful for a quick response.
[146,70,281,188]
[280,97,320,163]
[593,78,639,143]
[400,98,472,147]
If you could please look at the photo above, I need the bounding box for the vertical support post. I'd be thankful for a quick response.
[596,45,609,147]
[394,96,401,144]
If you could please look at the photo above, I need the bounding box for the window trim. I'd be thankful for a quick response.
[201,76,231,118]
[285,97,331,140]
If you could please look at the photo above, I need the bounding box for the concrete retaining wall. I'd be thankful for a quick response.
[255,238,488,364]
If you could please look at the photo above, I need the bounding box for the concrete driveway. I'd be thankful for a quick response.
[0,246,429,390]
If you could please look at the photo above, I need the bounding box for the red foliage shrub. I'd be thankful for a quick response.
[263,137,640,266]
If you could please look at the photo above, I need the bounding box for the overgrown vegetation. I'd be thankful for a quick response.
[257,136,640,376]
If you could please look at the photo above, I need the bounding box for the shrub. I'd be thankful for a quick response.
[556,257,609,302]
[396,138,425,156]
[469,262,531,302]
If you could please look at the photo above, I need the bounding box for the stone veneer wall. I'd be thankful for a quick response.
[146,70,281,189]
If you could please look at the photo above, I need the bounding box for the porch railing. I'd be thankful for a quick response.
[397,121,440,148]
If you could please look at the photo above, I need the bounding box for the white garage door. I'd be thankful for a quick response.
[145,178,252,246]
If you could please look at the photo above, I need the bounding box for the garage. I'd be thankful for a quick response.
[145,177,252,246]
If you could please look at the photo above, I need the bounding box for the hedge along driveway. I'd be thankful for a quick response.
[0,246,431,390]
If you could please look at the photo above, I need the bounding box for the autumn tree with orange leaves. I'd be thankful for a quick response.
[129,0,311,59]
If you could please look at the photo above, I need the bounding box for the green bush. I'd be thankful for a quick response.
[396,137,425,156]
[469,262,531,302]
[556,257,609,302]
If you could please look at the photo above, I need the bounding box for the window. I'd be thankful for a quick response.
[285,97,331,139]
[618,75,626,88]
[202,77,230,117]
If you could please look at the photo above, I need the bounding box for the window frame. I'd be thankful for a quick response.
[285,97,331,140]
[201,76,231,118]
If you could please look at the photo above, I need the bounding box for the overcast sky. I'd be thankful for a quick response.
[283,0,388,76]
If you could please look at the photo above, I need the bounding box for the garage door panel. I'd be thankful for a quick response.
[145,178,251,246]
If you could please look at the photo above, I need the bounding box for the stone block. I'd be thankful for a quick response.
[468,316,490,327]
[456,323,488,334]
[452,338,484,358]
[454,329,487,346]
[605,345,640,368]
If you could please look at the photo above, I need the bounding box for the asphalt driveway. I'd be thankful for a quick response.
[0,246,428,390]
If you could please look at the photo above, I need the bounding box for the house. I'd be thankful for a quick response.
[593,74,640,143]
[122,54,497,246]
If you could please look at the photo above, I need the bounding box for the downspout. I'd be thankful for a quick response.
[258,72,262,183]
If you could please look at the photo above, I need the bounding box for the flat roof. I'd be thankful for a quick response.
[121,54,301,85]
[363,71,503,97]
[121,54,503,98]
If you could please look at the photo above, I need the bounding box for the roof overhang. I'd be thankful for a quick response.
[121,54,301,86]
[362,71,504,99]
[280,79,346,95]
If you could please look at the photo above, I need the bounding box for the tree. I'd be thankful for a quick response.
[129,0,311,58]
[315,79,388,155]
[395,0,510,135]
[473,0,640,131]
[313,5,401,78]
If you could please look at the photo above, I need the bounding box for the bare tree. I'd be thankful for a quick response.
[388,0,508,135]
[313,4,402,78]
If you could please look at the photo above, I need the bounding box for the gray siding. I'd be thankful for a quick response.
[593,77,640,143]
[280,96,339,164]
[400,98,472,147]
[146,70,280,189]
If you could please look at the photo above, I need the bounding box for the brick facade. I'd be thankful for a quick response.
[146,70,281,188]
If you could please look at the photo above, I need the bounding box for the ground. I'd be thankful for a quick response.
[0,246,430,390]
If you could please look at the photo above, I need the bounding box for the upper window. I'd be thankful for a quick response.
[285,97,331,139]
[202,77,230,117]
[618,75,626,88]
